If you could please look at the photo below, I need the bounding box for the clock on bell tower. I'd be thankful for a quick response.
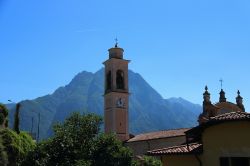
[103,41,130,141]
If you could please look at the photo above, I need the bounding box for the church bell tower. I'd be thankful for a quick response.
[103,41,130,141]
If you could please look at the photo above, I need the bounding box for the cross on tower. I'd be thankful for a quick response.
[219,79,223,89]
[115,38,118,47]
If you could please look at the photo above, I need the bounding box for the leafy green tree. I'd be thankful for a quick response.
[0,104,9,127]
[0,104,35,165]
[21,112,135,166]
[0,128,35,166]
[92,133,133,166]
[142,156,162,166]
[74,160,92,166]
[0,137,8,166]
[22,112,102,166]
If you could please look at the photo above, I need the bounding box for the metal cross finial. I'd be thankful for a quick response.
[219,79,223,89]
[115,37,118,47]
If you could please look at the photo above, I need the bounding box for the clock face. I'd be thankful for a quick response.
[116,98,125,108]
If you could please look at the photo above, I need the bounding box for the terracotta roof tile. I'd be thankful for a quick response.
[127,128,189,142]
[210,111,250,121]
[186,112,250,139]
[148,143,202,155]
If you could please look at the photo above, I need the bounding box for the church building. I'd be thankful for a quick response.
[103,43,250,165]
[103,43,191,157]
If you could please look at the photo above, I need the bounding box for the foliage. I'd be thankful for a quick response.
[0,128,35,165]
[0,113,4,125]
[91,133,133,166]
[142,156,162,166]
[0,137,8,166]
[0,104,8,117]
[131,160,140,166]
[74,160,92,166]
[21,112,134,166]
[0,104,8,127]
[13,103,21,134]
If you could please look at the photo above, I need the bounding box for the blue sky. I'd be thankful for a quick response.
[0,0,250,111]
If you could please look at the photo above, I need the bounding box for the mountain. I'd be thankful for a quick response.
[7,69,202,140]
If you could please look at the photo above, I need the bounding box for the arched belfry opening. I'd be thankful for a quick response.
[116,70,125,90]
[106,71,111,91]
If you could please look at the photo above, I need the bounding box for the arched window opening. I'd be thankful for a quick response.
[116,70,124,89]
[106,71,111,91]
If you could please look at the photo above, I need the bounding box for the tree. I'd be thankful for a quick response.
[0,104,9,128]
[0,137,8,166]
[142,156,162,166]
[0,128,35,166]
[0,104,35,166]
[22,112,102,165]
[21,112,134,166]
[92,134,133,166]
[13,103,21,134]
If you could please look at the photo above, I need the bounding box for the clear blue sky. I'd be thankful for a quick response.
[1,0,250,111]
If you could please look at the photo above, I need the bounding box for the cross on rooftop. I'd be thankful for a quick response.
[115,38,118,47]
[219,79,223,89]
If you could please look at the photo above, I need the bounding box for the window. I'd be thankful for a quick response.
[231,157,249,166]
[220,158,229,166]
[220,157,250,166]
[116,70,124,89]
[106,71,111,91]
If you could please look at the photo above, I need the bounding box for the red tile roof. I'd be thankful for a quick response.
[186,112,250,142]
[127,128,189,142]
[210,111,250,121]
[148,143,202,155]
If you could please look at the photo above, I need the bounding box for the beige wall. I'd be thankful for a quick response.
[201,121,250,166]
[104,57,130,141]
[161,121,250,166]
[162,155,199,166]
[126,136,186,156]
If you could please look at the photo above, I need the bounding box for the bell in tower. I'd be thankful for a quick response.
[103,40,130,141]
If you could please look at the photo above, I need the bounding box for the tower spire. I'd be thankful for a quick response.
[203,85,211,104]
[236,90,245,112]
[219,79,226,102]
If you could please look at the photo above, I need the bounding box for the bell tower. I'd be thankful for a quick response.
[103,41,130,141]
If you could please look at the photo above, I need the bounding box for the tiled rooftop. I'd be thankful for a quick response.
[127,128,189,142]
[148,143,202,155]
[210,111,250,121]
[148,112,250,156]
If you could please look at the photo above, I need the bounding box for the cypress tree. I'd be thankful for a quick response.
[13,103,21,134]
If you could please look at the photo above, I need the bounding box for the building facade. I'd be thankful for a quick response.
[126,128,189,157]
[149,112,250,166]
[199,86,245,124]
[148,87,249,166]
